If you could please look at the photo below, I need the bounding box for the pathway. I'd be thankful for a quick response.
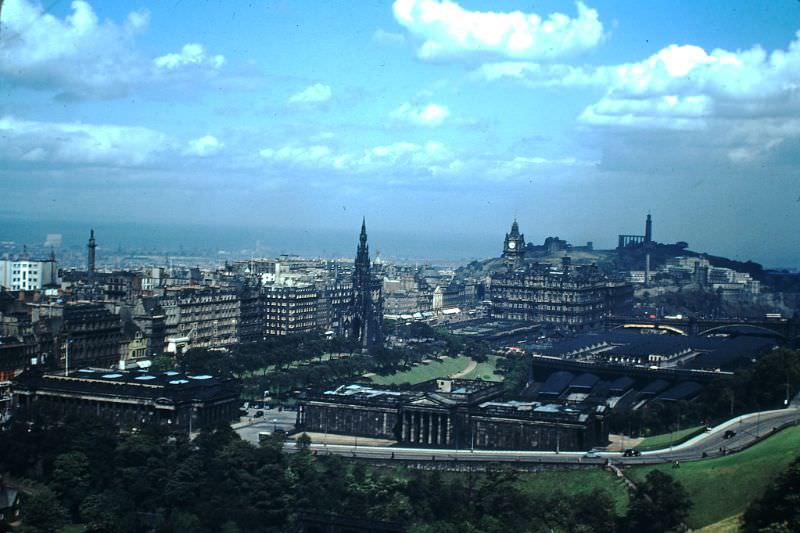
[450,358,477,379]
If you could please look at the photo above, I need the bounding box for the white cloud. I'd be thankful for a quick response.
[392,0,603,61]
[0,0,147,98]
[373,29,407,46]
[259,145,333,164]
[390,102,450,126]
[474,31,800,162]
[288,83,332,105]
[154,43,225,70]
[256,138,588,181]
[0,0,231,99]
[355,140,450,167]
[475,61,606,86]
[185,135,224,157]
[579,95,712,130]
[488,155,597,179]
[0,115,170,166]
[574,34,800,160]
[258,140,452,175]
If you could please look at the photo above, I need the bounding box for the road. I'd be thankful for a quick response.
[275,408,800,466]
[235,407,297,443]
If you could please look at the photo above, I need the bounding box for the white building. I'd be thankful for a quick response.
[0,258,58,291]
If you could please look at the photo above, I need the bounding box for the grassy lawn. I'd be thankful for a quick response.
[516,468,630,516]
[461,355,504,382]
[637,425,706,451]
[370,356,473,385]
[695,514,742,533]
[629,425,800,529]
[239,353,342,378]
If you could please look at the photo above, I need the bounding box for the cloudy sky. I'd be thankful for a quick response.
[1,0,799,265]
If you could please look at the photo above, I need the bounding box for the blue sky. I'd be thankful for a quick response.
[1,0,800,266]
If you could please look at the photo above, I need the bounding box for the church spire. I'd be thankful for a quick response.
[359,217,367,246]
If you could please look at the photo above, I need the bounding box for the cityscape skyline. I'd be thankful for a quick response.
[2,0,800,267]
[0,211,796,268]
[0,213,773,267]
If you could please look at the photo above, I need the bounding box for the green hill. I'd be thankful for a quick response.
[629,425,800,529]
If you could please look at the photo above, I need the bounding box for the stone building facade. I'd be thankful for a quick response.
[490,258,632,331]
[263,285,319,336]
[13,368,241,434]
[161,287,240,349]
[298,379,606,451]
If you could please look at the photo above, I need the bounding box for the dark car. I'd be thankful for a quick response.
[723,429,736,439]
[623,448,641,457]
[254,410,264,418]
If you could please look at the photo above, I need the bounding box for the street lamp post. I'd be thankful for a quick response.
[64,338,74,376]
[756,411,760,438]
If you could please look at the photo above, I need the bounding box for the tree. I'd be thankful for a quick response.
[17,487,69,533]
[52,451,91,519]
[570,489,617,533]
[296,432,312,450]
[80,491,127,533]
[178,348,232,376]
[155,510,202,533]
[149,354,175,372]
[624,470,691,533]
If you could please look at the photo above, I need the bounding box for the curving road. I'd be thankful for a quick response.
[292,408,800,465]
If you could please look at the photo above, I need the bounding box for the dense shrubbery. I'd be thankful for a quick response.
[0,411,696,532]
[742,455,800,532]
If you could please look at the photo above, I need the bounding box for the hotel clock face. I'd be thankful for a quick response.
[508,241,516,250]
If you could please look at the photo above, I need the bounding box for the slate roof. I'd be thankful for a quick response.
[658,381,703,401]
[539,371,574,396]
[14,368,240,404]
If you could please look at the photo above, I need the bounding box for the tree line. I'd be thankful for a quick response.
[0,410,697,533]
[161,326,498,401]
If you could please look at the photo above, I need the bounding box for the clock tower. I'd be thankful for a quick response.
[502,220,525,266]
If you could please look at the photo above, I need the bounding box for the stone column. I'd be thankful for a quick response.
[446,416,453,446]
[425,413,431,444]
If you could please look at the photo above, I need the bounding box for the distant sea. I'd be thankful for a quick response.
[0,215,501,264]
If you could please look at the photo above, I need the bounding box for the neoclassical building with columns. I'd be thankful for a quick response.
[297,378,607,451]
